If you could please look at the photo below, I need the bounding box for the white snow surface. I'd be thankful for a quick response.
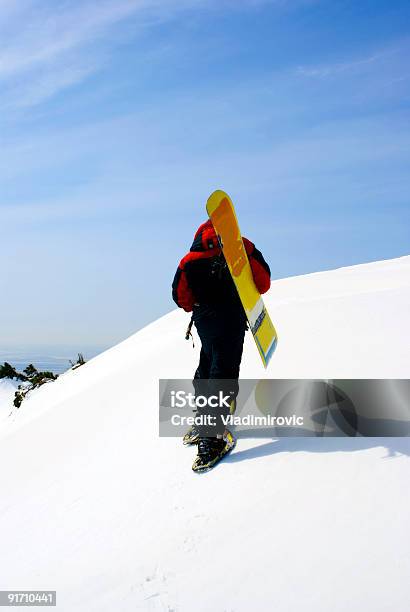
[0,256,409,611]
[0,379,18,424]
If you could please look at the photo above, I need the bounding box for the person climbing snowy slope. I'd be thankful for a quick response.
[172,219,271,472]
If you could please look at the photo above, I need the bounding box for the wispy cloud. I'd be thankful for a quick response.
[296,42,408,79]
[0,1,176,109]
[0,0,256,80]
[0,1,152,76]
[297,53,385,78]
[0,0,316,109]
[3,64,98,109]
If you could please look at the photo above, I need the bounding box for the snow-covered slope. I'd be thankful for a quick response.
[0,256,409,611]
[0,379,17,425]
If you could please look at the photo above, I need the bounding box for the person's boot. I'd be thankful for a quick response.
[182,424,200,446]
[192,431,236,473]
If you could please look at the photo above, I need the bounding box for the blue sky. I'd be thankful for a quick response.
[1,0,409,351]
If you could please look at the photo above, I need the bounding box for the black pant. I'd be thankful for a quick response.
[192,313,246,437]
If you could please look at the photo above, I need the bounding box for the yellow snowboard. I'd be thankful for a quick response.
[206,190,278,368]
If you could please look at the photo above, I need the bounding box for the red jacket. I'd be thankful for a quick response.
[172,220,271,313]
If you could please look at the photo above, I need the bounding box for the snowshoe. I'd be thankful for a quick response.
[183,424,200,446]
[184,400,236,446]
[192,430,236,473]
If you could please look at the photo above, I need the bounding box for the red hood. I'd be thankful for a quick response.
[194,219,215,239]
[191,220,220,252]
